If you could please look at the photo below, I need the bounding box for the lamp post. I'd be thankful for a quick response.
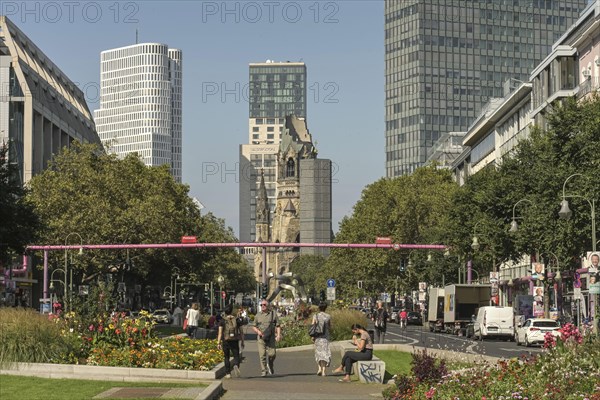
[542,251,561,317]
[509,198,533,233]
[50,268,66,312]
[170,267,180,308]
[217,274,224,310]
[64,233,83,313]
[558,173,597,334]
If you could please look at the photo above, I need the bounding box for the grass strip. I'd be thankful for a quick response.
[0,374,205,400]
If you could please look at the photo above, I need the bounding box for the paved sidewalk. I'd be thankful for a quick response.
[219,339,386,400]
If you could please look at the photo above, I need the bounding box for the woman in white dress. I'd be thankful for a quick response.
[312,302,332,376]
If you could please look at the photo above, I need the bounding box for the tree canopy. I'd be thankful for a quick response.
[0,144,40,266]
[26,143,254,293]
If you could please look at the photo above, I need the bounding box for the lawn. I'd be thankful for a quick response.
[374,350,413,381]
[0,375,206,400]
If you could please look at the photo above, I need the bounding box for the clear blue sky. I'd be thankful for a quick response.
[7,1,384,237]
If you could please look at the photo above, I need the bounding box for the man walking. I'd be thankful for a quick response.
[217,304,244,378]
[252,300,281,376]
[371,300,388,344]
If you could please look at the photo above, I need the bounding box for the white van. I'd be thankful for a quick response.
[473,306,514,340]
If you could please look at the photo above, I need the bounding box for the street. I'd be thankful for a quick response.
[382,322,544,359]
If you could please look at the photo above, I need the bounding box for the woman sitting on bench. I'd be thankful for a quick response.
[332,324,373,382]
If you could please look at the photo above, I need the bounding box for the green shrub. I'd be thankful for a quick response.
[0,308,76,366]
[278,308,368,348]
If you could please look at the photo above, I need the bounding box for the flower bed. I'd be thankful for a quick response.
[383,324,600,399]
[0,308,222,371]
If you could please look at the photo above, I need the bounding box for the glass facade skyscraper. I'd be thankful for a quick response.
[240,61,307,242]
[384,0,587,177]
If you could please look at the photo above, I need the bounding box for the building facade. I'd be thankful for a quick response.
[384,0,587,177]
[0,16,100,185]
[0,16,101,308]
[239,61,306,243]
[450,0,600,322]
[254,115,331,286]
[94,43,183,182]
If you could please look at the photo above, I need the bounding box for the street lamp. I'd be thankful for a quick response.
[509,198,533,233]
[64,233,83,313]
[558,173,596,252]
[50,268,66,311]
[558,173,597,334]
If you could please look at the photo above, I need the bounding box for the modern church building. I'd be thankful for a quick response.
[94,43,183,182]
[384,0,588,177]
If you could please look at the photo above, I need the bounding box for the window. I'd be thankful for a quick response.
[286,158,295,177]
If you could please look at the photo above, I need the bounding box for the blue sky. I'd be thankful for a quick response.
[7,1,384,236]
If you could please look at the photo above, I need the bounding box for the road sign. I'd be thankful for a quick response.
[327,279,335,288]
[326,287,336,300]
[181,236,197,244]
[376,237,392,244]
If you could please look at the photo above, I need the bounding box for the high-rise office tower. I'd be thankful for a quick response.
[239,61,306,242]
[0,16,100,185]
[95,43,183,182]
[384,0,587,177]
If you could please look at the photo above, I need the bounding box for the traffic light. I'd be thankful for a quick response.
[399,259,406,272]
[261,283,269,298]
[320,289,325,301]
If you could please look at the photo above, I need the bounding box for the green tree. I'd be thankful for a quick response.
[0,144,40,265]
[323,166,458,300]
[26,143,250,293]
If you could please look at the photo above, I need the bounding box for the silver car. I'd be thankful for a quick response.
[152,309,172,324]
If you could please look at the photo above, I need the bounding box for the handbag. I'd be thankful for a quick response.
[183,318,188,331]
[308,315,323,338]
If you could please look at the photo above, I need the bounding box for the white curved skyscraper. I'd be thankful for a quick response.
[94,43,182,182]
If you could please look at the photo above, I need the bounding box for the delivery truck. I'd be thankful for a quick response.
[443,284,492,335]
[427,287,445,332]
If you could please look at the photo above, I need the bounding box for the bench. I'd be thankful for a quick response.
[337,342,386,384]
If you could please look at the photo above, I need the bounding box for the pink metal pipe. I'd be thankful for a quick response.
[27,242,447,251]
[30,242,447,303]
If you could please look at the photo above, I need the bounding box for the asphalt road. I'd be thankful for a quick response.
[380,321,544,359]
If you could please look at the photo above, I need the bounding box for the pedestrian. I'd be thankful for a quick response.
[185,303,200,338]
[208,311,217,329]
[399,308,408,329]
[312,301,331,377]
[252,299,281,376]
[217,304,244,378]
[371,300,388,343]
[332,324,373,383]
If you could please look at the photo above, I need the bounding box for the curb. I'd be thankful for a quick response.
[194,381,223,400]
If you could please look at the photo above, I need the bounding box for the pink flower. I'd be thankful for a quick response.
[88,324,95,332]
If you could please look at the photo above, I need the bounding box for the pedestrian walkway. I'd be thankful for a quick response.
[219,338,387,400]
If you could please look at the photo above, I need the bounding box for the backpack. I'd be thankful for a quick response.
[374,309,385,328]
[223,315,239,341]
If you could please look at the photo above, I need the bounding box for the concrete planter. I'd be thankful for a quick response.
[0,361,226,383]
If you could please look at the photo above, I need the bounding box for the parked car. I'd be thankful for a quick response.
[389,307,400,323]
[473,306,514,340]
[407,311,423,326]
[152,309,173,324]
[515,318,561,347]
